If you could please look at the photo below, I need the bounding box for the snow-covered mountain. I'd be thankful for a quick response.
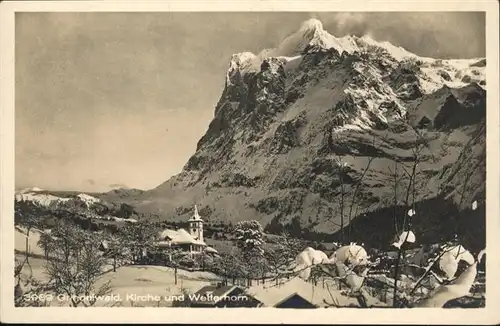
[15,188,101,209]
[103,19,486,248]
[230,19,484,90]
[17,187,45,194]
[15,190,72,208]
[75,193,101,208]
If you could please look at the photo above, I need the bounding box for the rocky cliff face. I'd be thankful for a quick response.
[117,19,486,247]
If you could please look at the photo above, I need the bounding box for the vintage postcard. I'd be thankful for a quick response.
[1,0,499,324]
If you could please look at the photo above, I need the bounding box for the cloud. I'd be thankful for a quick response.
[316,12,485,58]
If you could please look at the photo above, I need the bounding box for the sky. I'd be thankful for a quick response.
[15,12,486,192]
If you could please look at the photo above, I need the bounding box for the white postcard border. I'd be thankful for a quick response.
[1,1,499,324]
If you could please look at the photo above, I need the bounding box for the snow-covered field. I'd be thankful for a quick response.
[15,254,219,307]
[15,226,45,257]
[14,227,222,307]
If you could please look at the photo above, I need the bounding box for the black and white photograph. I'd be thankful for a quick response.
[1,0,499,324]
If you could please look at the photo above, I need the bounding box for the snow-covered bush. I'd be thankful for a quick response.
[233,220,265,255]
[287,201,485,308]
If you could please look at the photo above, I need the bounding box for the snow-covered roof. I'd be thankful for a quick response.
[158,228,206,246]
[247,277,348,307]
[204,246,218,254]
[248,276,383,308]
[273,292,318,308]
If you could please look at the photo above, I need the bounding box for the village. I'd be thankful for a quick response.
[13,198,368,308]
[14,194,486,309]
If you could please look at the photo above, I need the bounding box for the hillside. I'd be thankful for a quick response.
[66,19,489,248]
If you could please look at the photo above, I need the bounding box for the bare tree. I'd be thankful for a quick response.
[264,232,305,281]
[387,160,402,235]
[325,128,348,244]
[346,135,379,241]
[455,121,486,211]
[37,231,55,261]
[374,125,430,307]
[14,254,46,307]
[103,236,132,272]
[327,130,382,244]
[121,221,159,264]
[44,221,113,307]
[213,249,247,286]
[389,126,436,307]
[14,256,50,307]
[392,148,420,305]
[14,200,41,269]
[338,159,346,244]
[163,248,186,285]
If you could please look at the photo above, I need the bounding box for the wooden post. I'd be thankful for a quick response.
[175,265,178,285]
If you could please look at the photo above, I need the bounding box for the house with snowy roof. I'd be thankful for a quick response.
[246,276,367,308]
[157,205,218,256]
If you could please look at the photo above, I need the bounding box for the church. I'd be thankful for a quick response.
[157,205,218,256]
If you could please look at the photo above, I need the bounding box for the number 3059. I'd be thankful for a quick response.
[23,293,53,301]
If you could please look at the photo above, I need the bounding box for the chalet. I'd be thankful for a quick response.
[189,284,263,308]
[157,205,218,257]
[274,293,318,309]
[246,277,360,308]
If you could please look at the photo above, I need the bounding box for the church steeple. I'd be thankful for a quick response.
[194,205,201,220]
[187,204,204,242]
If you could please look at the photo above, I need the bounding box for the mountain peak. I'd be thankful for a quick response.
[17,187,45,194]
[228,18,425,77]
[229,18,345,74]
[272,18,345,57]
[299,18,324,33]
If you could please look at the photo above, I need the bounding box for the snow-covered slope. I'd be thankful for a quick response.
[17,187,45,194]
[14,188,141,225]
[15,191,71,208]
[76,193,101,207]
[15,188,101,210]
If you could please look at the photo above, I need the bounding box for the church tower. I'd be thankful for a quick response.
[187,204,204,242]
